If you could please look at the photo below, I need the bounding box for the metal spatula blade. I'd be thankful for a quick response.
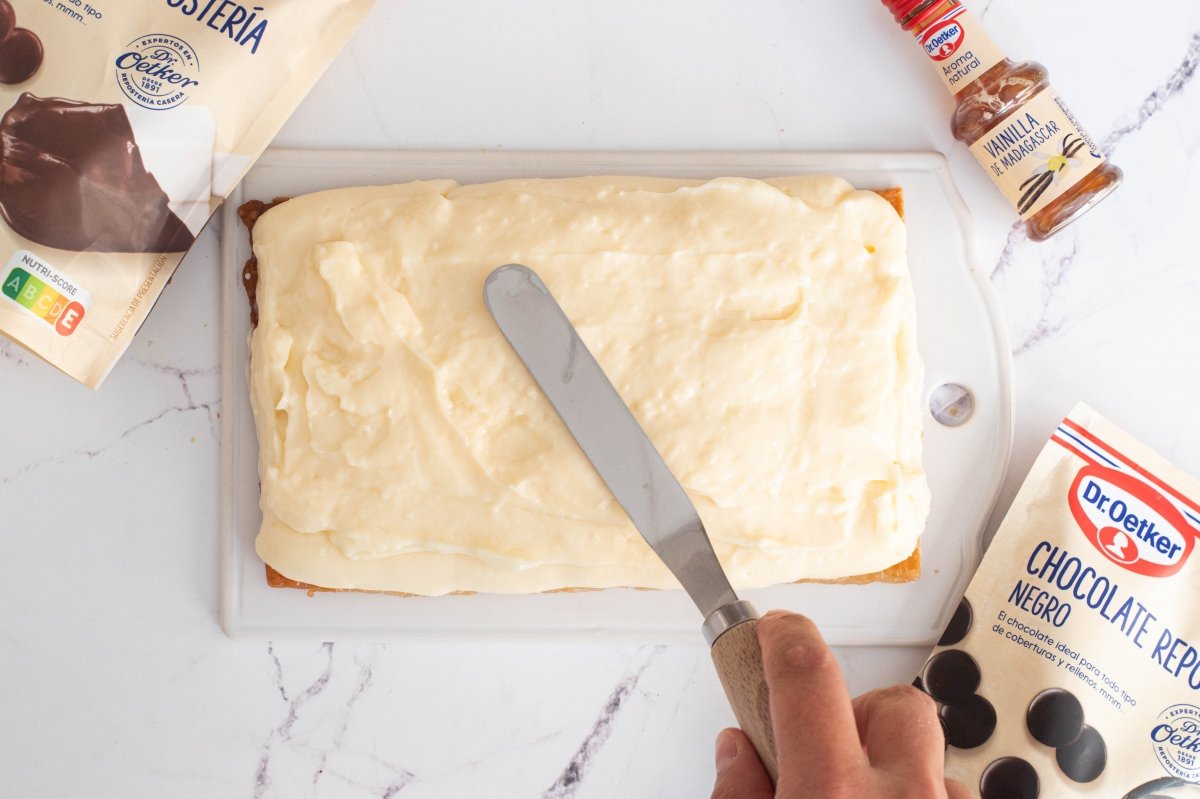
[484,263,778,782]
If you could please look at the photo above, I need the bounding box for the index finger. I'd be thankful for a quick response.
[757,611,867,789]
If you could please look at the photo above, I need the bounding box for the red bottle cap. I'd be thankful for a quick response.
[882,0,950,30]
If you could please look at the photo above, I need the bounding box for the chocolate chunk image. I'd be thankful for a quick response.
[938,597,973,646]
[0,0,45,84]
[1121,777,1200,798]
[0,1,14,45]
[980,757,1040,799]
[921,649,981,705]
[1026,688,1085,748]
[1056,724,1106,783]
[0,94,193,252]
[0,28,41,84]
[940,694,997,749]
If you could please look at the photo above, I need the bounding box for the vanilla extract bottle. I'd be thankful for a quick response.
[883,0,1122,240]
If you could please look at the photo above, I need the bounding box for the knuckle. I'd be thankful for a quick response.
[782,773,839,799]
[901,776,949,798]
[878,683,937,714]
[771,637,838,678]
[758,610,816,642]
[817,775,872,799]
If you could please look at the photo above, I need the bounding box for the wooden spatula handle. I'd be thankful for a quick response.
[710,618,778,784]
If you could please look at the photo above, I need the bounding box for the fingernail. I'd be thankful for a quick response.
[715,729,738,775]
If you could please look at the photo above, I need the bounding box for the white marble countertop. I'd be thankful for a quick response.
[2,1,1198,796]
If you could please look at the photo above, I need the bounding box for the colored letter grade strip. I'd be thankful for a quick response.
[3,267,86,336]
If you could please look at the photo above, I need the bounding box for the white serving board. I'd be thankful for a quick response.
[219,149,1013,645]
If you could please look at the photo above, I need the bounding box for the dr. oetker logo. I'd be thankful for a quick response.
[1069,465,1196,577]
[921,19,966,61]
[1151,705,1200,782]
[114,34,200,110]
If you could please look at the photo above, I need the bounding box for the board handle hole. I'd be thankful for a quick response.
[930,383,974,427]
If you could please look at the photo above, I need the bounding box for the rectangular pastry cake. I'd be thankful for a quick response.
[246,175,930,595]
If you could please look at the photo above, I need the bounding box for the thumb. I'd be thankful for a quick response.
[710,728,775,799]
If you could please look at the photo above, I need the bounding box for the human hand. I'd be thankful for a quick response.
[710,611,971,798]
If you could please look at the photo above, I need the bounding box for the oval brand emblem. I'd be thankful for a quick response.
[1068,465,1196,577]
[1151,704,1200,782]
[922,19,965,61]
[114,34,201,111]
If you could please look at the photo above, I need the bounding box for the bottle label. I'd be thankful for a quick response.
[916,6,1005,94]
[968,88,1107,219]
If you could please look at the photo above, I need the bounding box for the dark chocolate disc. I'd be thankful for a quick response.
[940,694,997,749]
[980,757,1040,799]
[0,28,43,84]
[938,598,974,646]
[921,649,981,705]
[1056,724,1106,782]
[1026,688,1084,748]
[0,1,15,45]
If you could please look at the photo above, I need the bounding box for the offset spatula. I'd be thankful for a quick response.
[484,264,778,782]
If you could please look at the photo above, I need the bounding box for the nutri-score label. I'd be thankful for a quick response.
[2,250,89,336]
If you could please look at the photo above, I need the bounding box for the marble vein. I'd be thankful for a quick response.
[987,220,1026,281]
[311,649,382,789]
[660,653,705,732]
[1101,30,1200,155]
[254,644,416,798]
[254,642,336,799]
[0,352,219,486]
[542,646,664,799]
[1014,237,1078,355]
[0,401,215,486]
[132,357,220,442]
[268,643,288,702]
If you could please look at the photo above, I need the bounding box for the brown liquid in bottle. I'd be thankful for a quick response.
[890,0,1122,240]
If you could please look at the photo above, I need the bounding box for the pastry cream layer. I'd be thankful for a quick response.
[250,176,930,594]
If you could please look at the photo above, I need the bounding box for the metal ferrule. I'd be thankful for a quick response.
[702,599,760,646]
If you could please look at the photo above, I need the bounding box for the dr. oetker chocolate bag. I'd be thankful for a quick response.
[0,0,374,387]
[919,404,1200,797]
